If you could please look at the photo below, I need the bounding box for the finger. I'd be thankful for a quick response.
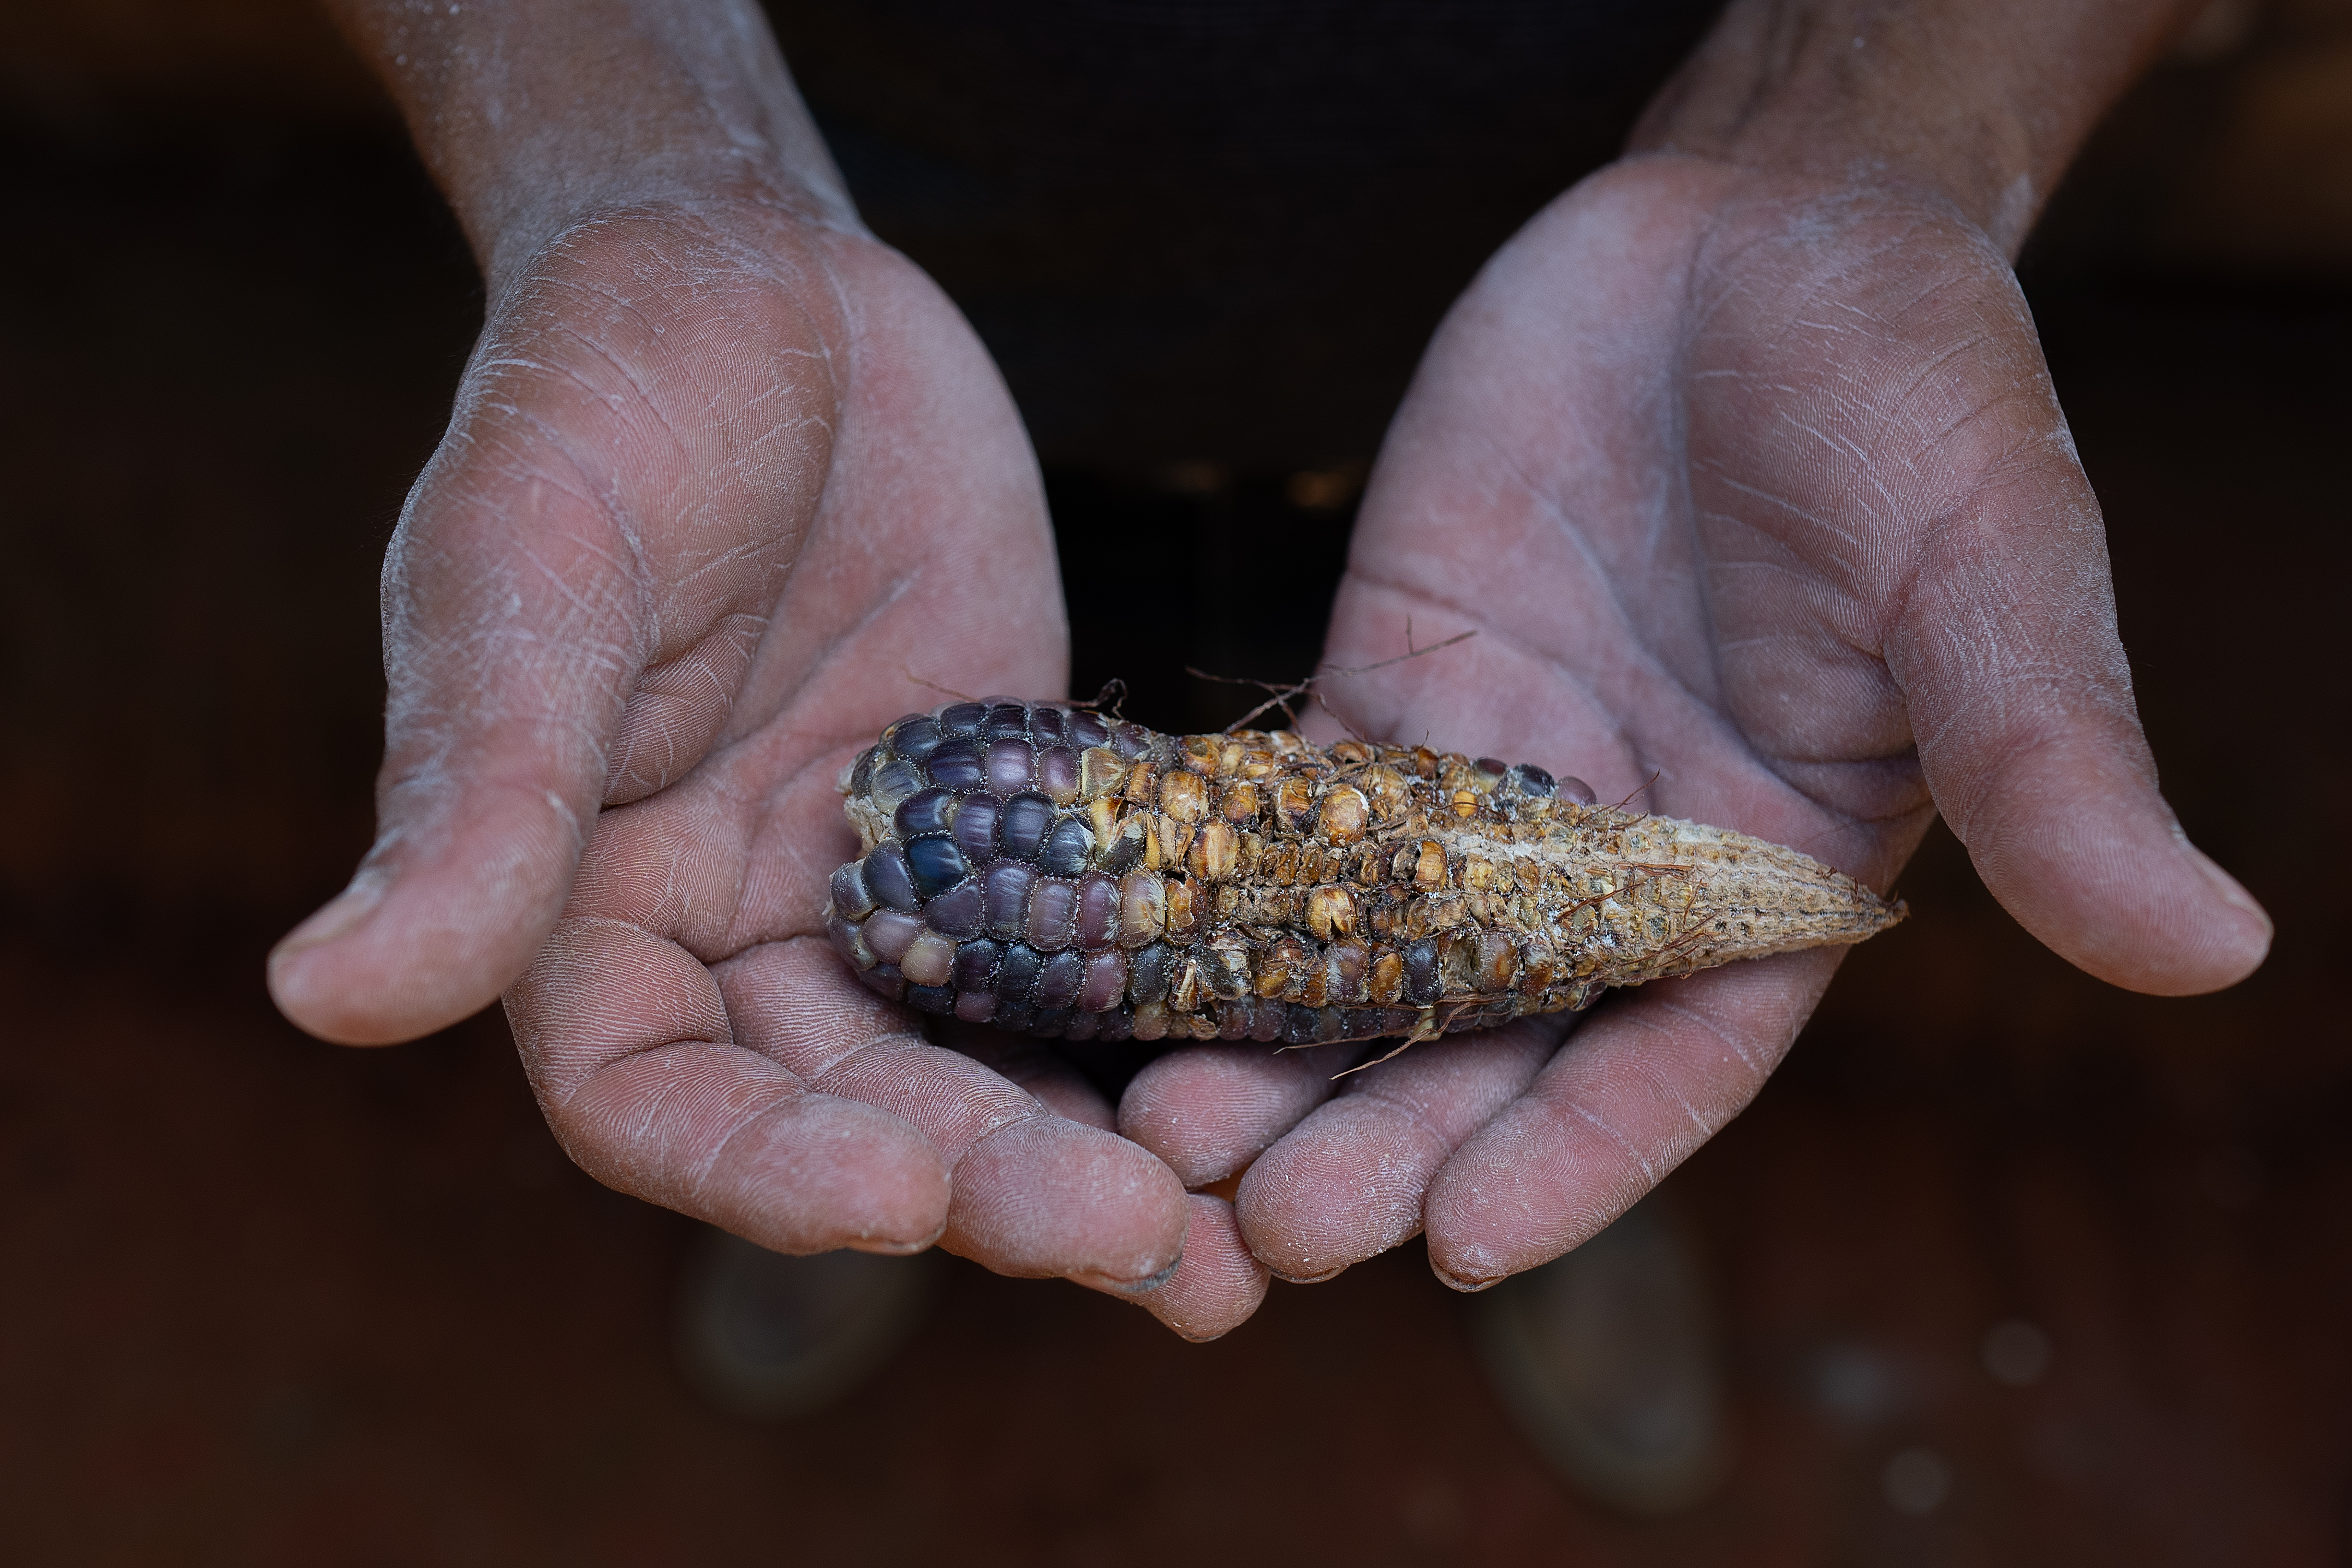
[269,224,838,1045]
[1079,1194,1271,1342]
[1422,951,1837,1289]
[1233,1022,1559,1282]
[509,916,952,1254]
[1116,1041,1365,1187]
[718,940,1189,1286]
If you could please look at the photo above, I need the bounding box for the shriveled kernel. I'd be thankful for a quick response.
[1413,841,1447,890]
[1100,816,1148,875]
[1155,814,1195,871]
[1129,942,1174,1003]
[1079,747,1126,800]
[1201,943,1251,1000]
[1316,785,1370,845]
[1452,788,1480,818]
[1369,949,1404,1005]
[1181,734,1221,775]
[1325,940,1370,1005]
[1163,877,1201,944]
[1124,764,1158,804]
[1131,1000,1171,1042]
[1331,740,1373,764]
[1187,819,1240,882]
[1306,884,1358,941]
[1476,929,1520,991]
[1276,776,1316,833]
[1160,769,1209,823]
[1219,781,1260,823]
[1118,871,1167,947]
[1169,958,1204,1013]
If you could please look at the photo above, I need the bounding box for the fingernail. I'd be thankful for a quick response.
[844,1226,944,1257]
[270,868,391,965]
[1073,1254,1183,1295]
[1432,1265,1504,1294]
[1268,1264,1346,1285]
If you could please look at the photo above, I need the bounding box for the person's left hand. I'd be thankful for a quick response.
[1113,151,2271,1292]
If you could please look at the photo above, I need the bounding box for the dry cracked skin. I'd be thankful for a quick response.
[826,698,1904,1054]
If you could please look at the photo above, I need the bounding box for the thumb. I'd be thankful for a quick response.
[1893,452,2271,996]
[268,447,644,1044]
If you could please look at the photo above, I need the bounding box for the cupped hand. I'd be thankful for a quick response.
[1121,153,2272,1292]
[266,201,1256,1331]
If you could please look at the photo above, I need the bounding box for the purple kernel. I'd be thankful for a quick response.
[983,860,1037,941]
[829,861,875,921]
[857,963,905,1001]
[1077,949,1129,1013]
[1557,775,1599,805]
[1035,950,1086,1008]
[924,878,987,939]
[862,910,925,963]
[996,943,1044,1005]
[887,717,944,763]
[1217,1002,1251,1040]
[1069,711,1112,749]
[954,990,999,1024]
[903,836,970,899]
[849,747,876,797]
[1248,998,1284,1043]
[996,1000,1038,1032]
[863,845,919,913]
[1129,943,1174,1005]
[1036,747,1080,804]
[1073,872,1120,950]
[1506,762,1556,798]
[1095,1007,1134,1043]
[1061,1009,1099,1041]
[1038,817,1094,877]
[997,792,1055,861]
[1031,706,1068,746]
[952,794,1002,862]
[1474,757,1508,777]
[924,743,986,791]
[953,938,1003,993]
[906,984,955,1015]
[937,702,987,739]
[893,786,960,840]
[1025,877,1079,952]
[1282,1005,1320,1046]
[1031,1007,1072,1038]
[984,702,1032,740]
[825,914,875,971]
[869,758,925,812]
[984,738,1035,794]
[1403,937,1441,1005]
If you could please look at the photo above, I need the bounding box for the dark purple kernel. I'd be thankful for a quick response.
[893,787,961,840]
[825,915,874,971]
[984,703,1032,741]
[1030,1007,1073,1038]
[1030,706,1068,746]
[849,747,876,797]
[1403,937,1441,1005]
[924,744,986,791]
[954,990,999,1024]
[829,861,875,921]
[1217,1002,1251,1040]
[1314,1008,1346,1043]
[869,758,925,812]
[983,860,1038,941]
[887,717,945,763]
[1282,1005,1320,1046]
[1069,711,1112,749]
[1077,949,1129,1012]
[1097,818,1147,875]
[858,963,905,1001]
[863,845,920,913]
[1061,1009,1099,1041]
[1507,763,1557,797]
[1557,775,1599,805]
[984,738,1035,794]
[860,910,925,963]
[952,794,1002,862]
[1248,999,1284,1043]
[996,943,1044,1004]
[997,793,1056,861]
[1109,723,1148,760]
[937,702,987,739]
[1474,757,1508,777]
[953,938,1003,993]
[1036,747,1080,803]
[1038,817,1095,877]
[1095,1007,1135,1043]
[1026,877,1080,951]
[1129,943,1174,1005]
[906,984,955,1015]
[904,836,971,899]
[996,1000,1039,1032]
[924,878,987,939]
[1073,873,1120,950]
[1035,950,1086,1008]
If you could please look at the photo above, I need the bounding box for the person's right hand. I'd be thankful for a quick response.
[262,182,1264,1335]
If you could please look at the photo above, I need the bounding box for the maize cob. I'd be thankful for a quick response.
[827,699,1904,1049]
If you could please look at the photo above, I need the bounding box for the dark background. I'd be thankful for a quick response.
[3,2,2349,1562]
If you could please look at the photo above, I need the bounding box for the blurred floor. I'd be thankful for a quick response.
[4,23,2351,1567]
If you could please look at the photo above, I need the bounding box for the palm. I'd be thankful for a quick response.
[1120,155,2266,1291]
[274,204,1231,1327]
